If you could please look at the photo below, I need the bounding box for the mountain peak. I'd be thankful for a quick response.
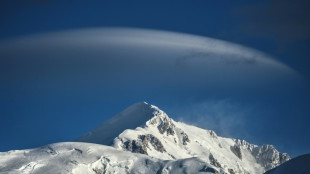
[75,102,166,145]
[75,102,289,174]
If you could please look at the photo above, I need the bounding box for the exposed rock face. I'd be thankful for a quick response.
[209,153,221,168]
[123,134,166,155]
[231,144,242,160]
[252,145,290,171]
[228,168,235,174]
[44,146,57,155]
[148,109,176,136]
[200,165,219,174]
[234,139,290,171]
[159,121,175,135]
[209,130,218,138]
[124,139,148,154]
[139,134,166,153]
[234,139,256,151]
[180,131,190,145]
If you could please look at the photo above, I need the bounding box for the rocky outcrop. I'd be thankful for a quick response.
[180,131,190,145]
[123,134,166,155]
[209,130,218,138]
[148,110,176,136]
[252,145,290,171]
[158,121,175,136]
[231,144,242,160]
[234,139,290,171]
[139,134,166,153]
[124,139,148,154]
[209,153,221,168]
[228,168,235,174]
[200,165,219,174]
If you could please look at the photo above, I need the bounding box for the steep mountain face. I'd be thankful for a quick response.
[1,102,291,174]
[234,140,290,171]
[76,102,290,174]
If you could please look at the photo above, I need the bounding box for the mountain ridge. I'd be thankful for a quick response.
[75,101,156,145]
[76,102,290,174]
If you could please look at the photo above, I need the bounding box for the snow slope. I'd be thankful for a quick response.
[264,154,310,174]
[76,102,290,174]
[76,102,158,145]
[0,142,223,174]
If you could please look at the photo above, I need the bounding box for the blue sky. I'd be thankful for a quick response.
[0,0,309,157]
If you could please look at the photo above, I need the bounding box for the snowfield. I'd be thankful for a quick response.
[1,102,292,174]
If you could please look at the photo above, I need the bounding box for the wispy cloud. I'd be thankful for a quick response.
[174,99,252,138]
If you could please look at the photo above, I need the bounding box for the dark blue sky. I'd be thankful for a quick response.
[0,0,309,157]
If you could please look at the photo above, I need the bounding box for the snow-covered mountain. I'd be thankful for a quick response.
[1,102,290,174]
[76,102,289,174]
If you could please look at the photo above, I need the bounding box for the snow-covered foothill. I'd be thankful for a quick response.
[0,142,223,174]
